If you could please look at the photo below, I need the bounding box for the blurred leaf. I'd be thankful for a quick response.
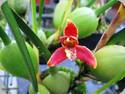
[44,30,54,38]
[107,28,125,46]
[0,63,5,70]
[119,0,125,6]
[31,0,37,32]
[0,18,6,30]
[46,32,57,47]
[1,2,38,93]
[72,83,86,94]
[37,28,47,45]
[12,10,51,61]
[0,26,11,45]
[32,45,39,65]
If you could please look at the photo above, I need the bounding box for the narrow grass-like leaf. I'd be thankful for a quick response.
[12,10,51,61]
[1,2,38,93]
[93,70,125,94]
[31,0,37,32]
[0,26,11,45]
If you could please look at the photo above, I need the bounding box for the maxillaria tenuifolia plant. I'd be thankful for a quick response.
[1,0,125,94]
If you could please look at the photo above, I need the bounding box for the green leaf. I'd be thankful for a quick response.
[12,10,51,61]
[1,2,38,93]
[31,0,37,32]
[0,26,11,45]
[107,28,125,46]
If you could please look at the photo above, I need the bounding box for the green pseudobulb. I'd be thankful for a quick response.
[53,0,70,28]
[91,45,125,82]
[0,42,38,79]
[69,7,98,38]
[29,84,50,94]
[42,71,70,94]
[8,0,29,15]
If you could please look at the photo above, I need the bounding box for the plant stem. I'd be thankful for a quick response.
[0,26,11,46]
[31,0,37,32]
[38,0,44,27]
[95,0,118,16]
[49,67,58,75]
[36,72,42,83]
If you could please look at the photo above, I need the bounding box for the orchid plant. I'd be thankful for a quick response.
[0,0,125,94]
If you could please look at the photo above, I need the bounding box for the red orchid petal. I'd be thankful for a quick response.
[76,45,97,68]
[64,20,78,38]
[47,47,67,67]
[60,36,67,44]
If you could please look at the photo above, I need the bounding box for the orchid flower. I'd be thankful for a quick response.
[47,20,97,68]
